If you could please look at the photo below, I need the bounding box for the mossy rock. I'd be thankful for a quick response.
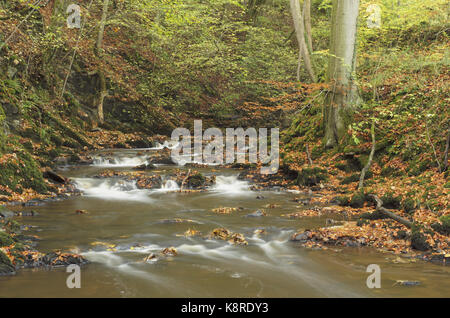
[395,230,409,240]
[431,215,450,235]
[359,210,387,220]
[297,167,328,187]
[381,192,402,209]
[332,196,350,206]
[411,230,431,251]
[0,231,14,247]
[0,146,47,194]
[0,249,15,275]
[187,173,206,188]
[401,198,417,215]
[334,163,348,172]
[349,192,366,208]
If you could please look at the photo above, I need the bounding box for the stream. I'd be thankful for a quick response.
[0,147,449,297]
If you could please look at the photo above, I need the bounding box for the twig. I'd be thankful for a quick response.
[358,121,376,191]
[369,195,413,228]
[180,169,191,192]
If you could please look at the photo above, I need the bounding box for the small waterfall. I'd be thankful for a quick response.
[92,156,148,167]
[153,141,179,150]
[212,175,250,195]
[158,179,180,192]
[73,178,152,202]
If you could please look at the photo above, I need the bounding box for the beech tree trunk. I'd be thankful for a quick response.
[95,0,109,124]
[324,0,360,147]
[289,0,316,82]
[303,0,313,53]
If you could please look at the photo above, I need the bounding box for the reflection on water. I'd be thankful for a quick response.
[0,149,448,298]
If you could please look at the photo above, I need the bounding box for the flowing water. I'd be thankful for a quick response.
[0,148,448,297]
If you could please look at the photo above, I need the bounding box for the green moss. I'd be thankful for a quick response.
[0,250,12,266]
[360,210,387,220]
[297,167,328,186]
[381,192,402,209]
[333,196,350,206]
[350,192,366,208]
[341,171,373,185]
[402,197,417,215]
[0,232,14,247]
[187,173,206,188]
[0,144,47,194]
[432,215,450,235]
[411,229,431,251]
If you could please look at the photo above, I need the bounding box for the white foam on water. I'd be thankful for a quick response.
[73,178,153,202]
[210,175,251,195]
[92,156,148,167]
[154,179,180,192]
[152,141,180,150]
[82,251,124,267]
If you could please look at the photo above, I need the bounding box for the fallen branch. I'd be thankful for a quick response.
[358,121,375,191]
[369,195,413,228]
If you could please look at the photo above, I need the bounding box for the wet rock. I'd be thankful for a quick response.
[144,253,158,262]
[157,218,198,224]
[132,163,156,170]
[41,251,89,267]
[393,280,421,287]
[179,229,201,237]
[228,233,248,246]
[245,209,267,217]
[411,231,431,251]
[148,148,176,165]
[291,231,311,242]
[212,207,243,214]
[256,195,265,200]
[14,210,39,217]
[209,228,232,240]
[161,247,177,256]
[43,169,67,184]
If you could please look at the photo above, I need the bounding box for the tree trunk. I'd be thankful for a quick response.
[303,0,313,53]
[289,0,316,83]
[324,0,360,147]
[95,0,109,124]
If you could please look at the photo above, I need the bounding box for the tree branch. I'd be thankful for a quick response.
[369,195,413,228]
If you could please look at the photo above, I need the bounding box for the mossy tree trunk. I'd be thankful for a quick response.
[324,0,360,148]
